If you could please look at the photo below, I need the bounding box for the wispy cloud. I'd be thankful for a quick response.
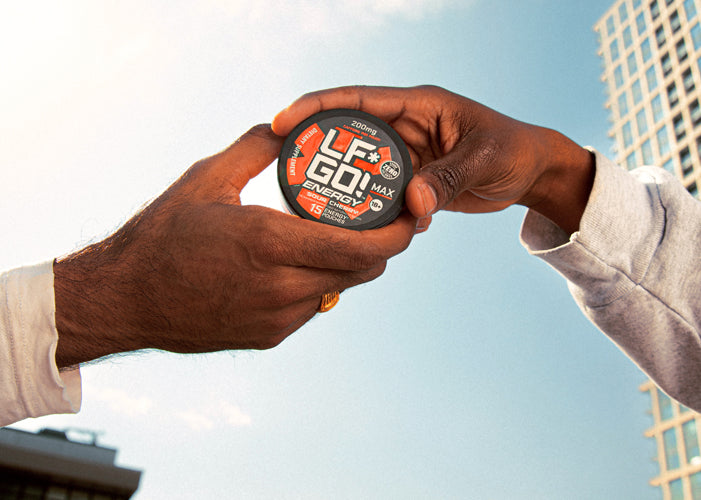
[175,410,216,432]
[88,386,153,417]
[217,400,253,427]
[86,383,251,430]
[176,400,252,431]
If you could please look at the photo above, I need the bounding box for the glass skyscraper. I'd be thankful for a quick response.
[595,1,701,498]
[639,380,701,499]
[595,0,701,197]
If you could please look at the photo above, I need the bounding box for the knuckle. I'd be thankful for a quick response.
[364,261,387,282]
[349,241,385,270]
[414,84,444,95]
[429,164,467,203]
[244,123,273,139]
[340,262,388,290]
[428,135,503,204]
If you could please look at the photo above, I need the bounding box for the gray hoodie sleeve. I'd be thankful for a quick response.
[520,150,701,411]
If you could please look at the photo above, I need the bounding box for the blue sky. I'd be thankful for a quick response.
[1,1,662,498]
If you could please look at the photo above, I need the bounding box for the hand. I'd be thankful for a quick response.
[53,125,418,368]
[272,85,595,234]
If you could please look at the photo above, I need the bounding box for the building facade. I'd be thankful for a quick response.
[595,1,701,498]
[640,381,701,499]
[595,0,701,197]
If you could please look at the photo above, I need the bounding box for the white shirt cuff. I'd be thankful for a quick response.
[0,261,81,426]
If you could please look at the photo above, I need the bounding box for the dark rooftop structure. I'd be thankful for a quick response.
[0,427,141,499]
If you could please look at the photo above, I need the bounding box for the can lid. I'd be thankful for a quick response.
[277,109,412,230]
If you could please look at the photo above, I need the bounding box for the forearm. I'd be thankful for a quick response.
[522,151,701,410]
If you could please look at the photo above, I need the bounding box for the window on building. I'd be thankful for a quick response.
[627,151,638,169]
[675,113,687,140]
[677,39,689,63]
[664,157,675,173]
[633,79,644,104]
[637,11,647,34]
[610,39,621,62]
[69,490,91,500]
[619,91,630,117]
[636,13,647,38]
[642,38,653,61]
[666,0,674,5]
[0,479,22,499]
[664,428,681,470]
[627,52,638,77]
[670,478,684,500]
[646,65,658,91]
[689,182,699,197]
[651,0,661,20]
[623,121,634,147]
[623,26,633,49]
[683,419,701,463]
[662,52,673,76]
[684,68,696,93]
[670,10,682,33]
[693,23,701,50]
[24,484,45,498]
[691,471,701,500]
[634,0,642,7]
[46,485,69,499]
[658,125,672,156]
[653,94,666,122]
[668,82,679,108]
[643,138,654,163]
[690,99,701,124]
[656,26,666,47]
[681,147,693,175]
[615,65,625,88]
[686,0,699,21]
[607,14,616,36]
[620,2,629,23]
[638,109,650,135]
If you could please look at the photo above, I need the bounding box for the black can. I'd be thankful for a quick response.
[277,109,412,230]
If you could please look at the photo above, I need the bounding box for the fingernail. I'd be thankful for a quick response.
[415,217,431,234]
[419,183,438,216]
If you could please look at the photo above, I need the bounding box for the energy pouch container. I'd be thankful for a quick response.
[277,109,412,230]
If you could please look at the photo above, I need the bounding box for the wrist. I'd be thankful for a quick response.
[522,127,595,235]
[53,240,138,368]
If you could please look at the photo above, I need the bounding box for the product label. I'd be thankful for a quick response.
[279,111,410,229]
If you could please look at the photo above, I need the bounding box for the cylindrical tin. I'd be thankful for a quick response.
[277,109,412,230]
